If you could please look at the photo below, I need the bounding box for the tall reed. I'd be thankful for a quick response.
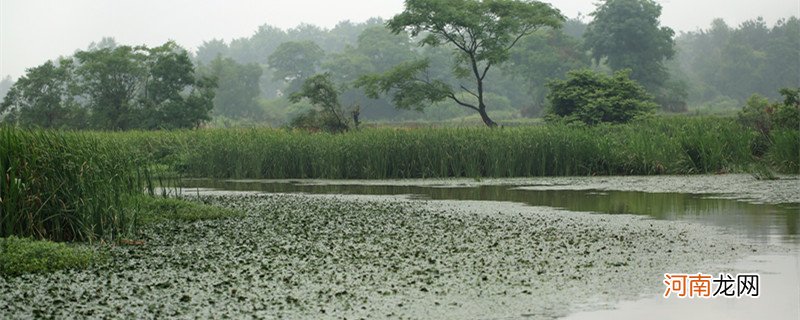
[167,117,767,179]
[0,128,148,242]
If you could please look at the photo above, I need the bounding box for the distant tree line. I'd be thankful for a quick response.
[674,17,799,104]
[2,0,797,129]
[1,41,215,130]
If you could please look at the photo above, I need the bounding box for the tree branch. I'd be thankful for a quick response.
[505,25,536,52]
[448,93,479,111]
[460,84,479,99]
[479,63,492,81]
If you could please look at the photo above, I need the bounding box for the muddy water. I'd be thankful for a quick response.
[180,178,800,319]
[180,179,799,246]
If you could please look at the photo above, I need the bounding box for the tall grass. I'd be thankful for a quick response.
[0,128,148,242]
[154,117,774,179]
[769,129,800,173]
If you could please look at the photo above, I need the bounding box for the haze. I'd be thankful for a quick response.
[1,0,797,79]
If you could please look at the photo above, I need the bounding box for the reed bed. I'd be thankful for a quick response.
[0,128,148,242]
[155,117,777,179]
[1,117,795,241]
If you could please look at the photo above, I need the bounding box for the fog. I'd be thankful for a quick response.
[1,0,796,78]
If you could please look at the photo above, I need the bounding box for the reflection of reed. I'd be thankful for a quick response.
[181,180,799,241]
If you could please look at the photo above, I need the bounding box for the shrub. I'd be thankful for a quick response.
[737,88,800,160]
[0,236,102,276]
[546,69,657,125]
[288,74,351,133]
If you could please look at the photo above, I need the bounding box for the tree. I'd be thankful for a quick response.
[75,45,147,130]
[288,73,350,132]
[357,0,564,127]
[583,0,675,92]
[1,59,85,128]
[268,41,325,94]
[195,39,229,65]
[200,56,263,118]
[4,41,215,130]
[504,27,589,114]
[0,76,16,118]
[140,42,216,129]
[546,69,656,125]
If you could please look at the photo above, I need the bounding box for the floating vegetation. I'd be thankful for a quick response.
[0,194,757,319]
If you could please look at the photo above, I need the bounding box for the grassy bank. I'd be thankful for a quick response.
[122,116,794,179]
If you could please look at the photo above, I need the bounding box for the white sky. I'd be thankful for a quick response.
[1,0,798,79]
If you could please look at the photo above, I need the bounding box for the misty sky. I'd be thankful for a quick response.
[1,0,797,79]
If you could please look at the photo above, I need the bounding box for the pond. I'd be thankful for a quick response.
[179,176,800,319]
[180,178,800,245]
[3,175,797,319]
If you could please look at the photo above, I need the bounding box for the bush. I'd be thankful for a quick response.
[546,69,657,125]
[0,236,102,276]
[288,74,351,133]
[134,196,241,225]
[737,88,800,161]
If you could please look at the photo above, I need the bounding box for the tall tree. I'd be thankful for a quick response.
[583,0,675,91]
[5,42,216,130]
[75,46,147,130]
[0,76,14,106]
[268,41,325,95]
[357,0,564,127]
[200,56,263,118]
[1,59,85,128]
[505,27,589,113]
[195,39,229,65]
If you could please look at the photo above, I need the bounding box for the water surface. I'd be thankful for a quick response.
[180,179,800,245]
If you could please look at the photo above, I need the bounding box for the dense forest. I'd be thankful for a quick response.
[1,0,798,128]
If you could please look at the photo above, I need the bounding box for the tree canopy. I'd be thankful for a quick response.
[357,0,564,127]
[584,0,675,94]
[1,41,215,130]
[546,69,656,125]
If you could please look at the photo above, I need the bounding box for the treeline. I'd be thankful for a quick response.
[193,14,800,124]
[1,1,797,128]
[1,41,215,130]
[674,17,800,105]
[194,18,587,123]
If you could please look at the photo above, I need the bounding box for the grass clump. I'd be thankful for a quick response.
[0,236,104,276]
[1,128,151,242]
[134,196,242,225]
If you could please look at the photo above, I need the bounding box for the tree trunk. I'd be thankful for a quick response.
[478,106,497,127]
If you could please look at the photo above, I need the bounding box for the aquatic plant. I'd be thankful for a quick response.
[0,128,148,241]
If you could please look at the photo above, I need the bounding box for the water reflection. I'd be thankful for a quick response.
[180,180,799,244]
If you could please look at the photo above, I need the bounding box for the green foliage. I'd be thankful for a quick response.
[584,0,675,92]
[268,41,326,93]
[738,88,800,135]
[357,59,453,111]
[0,236,102,276]
[288,74,351,132]
[769,130,800,173]
[546,69,657,125]
[676,17,799,103]
[738,88,800,166]
[2,41,215,130]
[137,117,764,179]
[505,27,590,113]
[1,59,86,129]
[0,128,149,241]
[362,0,565,127]
[134,196,241,225]
[199,56,263,118]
